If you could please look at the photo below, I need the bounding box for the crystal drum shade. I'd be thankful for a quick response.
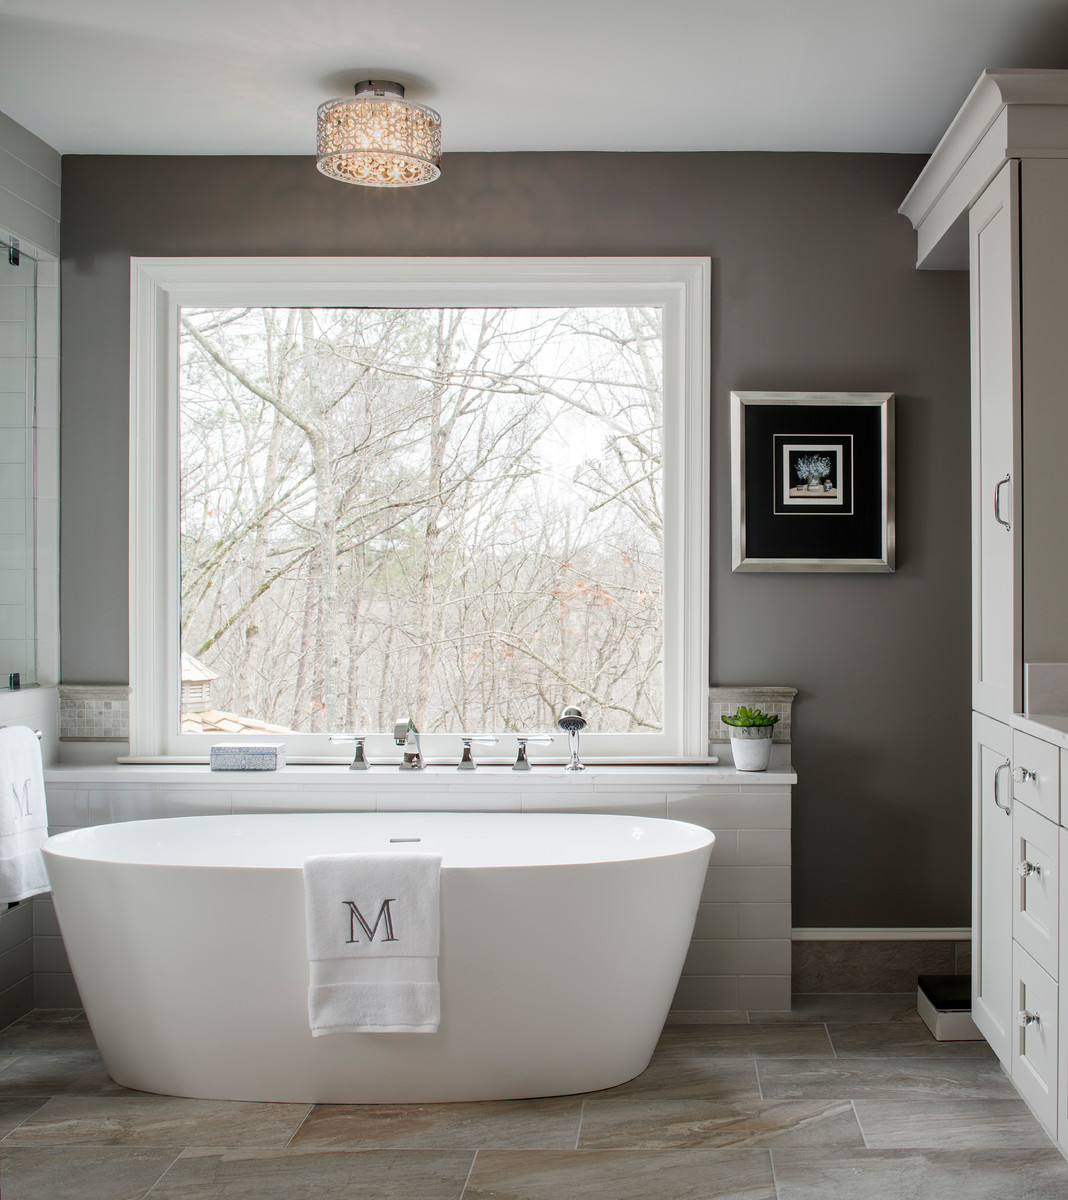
[316,82,441,187]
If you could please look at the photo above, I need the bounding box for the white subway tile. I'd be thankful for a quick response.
[738,975,793,1011]
[669,790,791,830]
[684,938,791,976]
[0,148,27,199]
[707,828,737,865]
[736,829,791,866]
[23,168,59,221]
[34,974,81,1007]
[42,783,89,826]
[672,974,740,1012]
[232,789,375,814]
[33,934,70,974]
[692,903,738,939]
[701,866,791,904]
[737,902,792,940]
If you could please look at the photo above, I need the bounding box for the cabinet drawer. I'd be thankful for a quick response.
[1012,941,1059,1135]
[1013,801,1059,979]
[1013,730,1060,822]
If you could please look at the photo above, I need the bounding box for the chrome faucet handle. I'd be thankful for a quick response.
[393,717,425,770]
[458,736,499,771]
[329,733,370,770]
[512,735,554,771]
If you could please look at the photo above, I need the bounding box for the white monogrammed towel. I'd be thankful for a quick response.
[0,725,48,904]
[303,852,442,1035]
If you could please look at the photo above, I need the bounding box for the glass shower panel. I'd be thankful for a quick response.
[0,239,37,688]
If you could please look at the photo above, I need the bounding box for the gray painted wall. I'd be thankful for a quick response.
[59,152,971,927]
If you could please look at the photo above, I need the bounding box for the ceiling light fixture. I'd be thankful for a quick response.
[316,80,442,187]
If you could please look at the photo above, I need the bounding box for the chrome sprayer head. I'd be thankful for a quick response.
[557,706,586,771]
[556,705,587,734]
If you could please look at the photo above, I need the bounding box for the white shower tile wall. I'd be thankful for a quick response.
[59,684,130,741]
[38,765,794,1018]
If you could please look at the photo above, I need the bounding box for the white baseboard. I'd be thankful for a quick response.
[792,927,971,942]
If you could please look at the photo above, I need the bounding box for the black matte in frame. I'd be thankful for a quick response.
[744,403,884,560]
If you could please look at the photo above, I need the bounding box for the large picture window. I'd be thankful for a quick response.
[129,259,709,761]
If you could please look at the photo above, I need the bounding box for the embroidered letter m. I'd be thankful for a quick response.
[343,898,399,943]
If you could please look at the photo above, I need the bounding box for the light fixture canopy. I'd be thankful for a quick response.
[316,80,441,187]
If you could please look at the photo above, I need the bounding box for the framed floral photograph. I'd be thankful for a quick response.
[730,391,895,572]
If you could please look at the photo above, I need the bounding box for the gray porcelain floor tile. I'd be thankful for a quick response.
[0,1097,48,1137]
[463,1148,776,1200]
[0,1145,181,1200]
[655,1025,833,1058]
[853,1098,1055,1149]
[756,1058,1019,1100]
[4,1093,314,1147]
[769,1148,1068,1200]
[666,1011,751,1025]
[149,1146,475,1199]
[750,995,922,1025]
[0,1050,127,1095]
[827,1023,996,1057]
[578,1098,864,1149]
[290,1097,582,1149]
[0,1022,99,1054]
[8,1010,83,1025]
[592,1055,761,1101]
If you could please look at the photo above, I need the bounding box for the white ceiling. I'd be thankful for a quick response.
[1,0,1068,156]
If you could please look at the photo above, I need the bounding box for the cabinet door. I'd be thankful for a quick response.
[972,712,1014,1063]
[969,162,1022,719]
[1012,941,1058,1136]
[1012,799,1059,980]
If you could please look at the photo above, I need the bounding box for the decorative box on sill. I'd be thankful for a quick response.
[209,742,286,771]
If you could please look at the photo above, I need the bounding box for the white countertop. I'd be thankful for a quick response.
[1012,713,1068,750]
[44,762,797,788]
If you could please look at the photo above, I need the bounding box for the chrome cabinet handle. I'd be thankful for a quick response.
[993,758,1012,814]
[1014,766,1037,785]
[993,473,1011,531]
[1017,1009,1040,1028]
[1017,860,1041,878]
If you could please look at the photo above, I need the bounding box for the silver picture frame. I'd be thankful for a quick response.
[731,391,895,572]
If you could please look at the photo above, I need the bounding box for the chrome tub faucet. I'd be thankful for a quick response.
[394,718,425,770]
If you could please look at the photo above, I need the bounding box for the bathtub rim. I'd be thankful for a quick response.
[42,810,715,872]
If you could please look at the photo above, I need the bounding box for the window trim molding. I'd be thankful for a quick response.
[129,256,711,760]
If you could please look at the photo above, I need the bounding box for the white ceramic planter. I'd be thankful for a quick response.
[728,726,774,771]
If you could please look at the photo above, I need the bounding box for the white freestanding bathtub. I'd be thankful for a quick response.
[43,812,713,1103]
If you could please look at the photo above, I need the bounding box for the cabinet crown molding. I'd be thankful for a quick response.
[900,68,1068,270]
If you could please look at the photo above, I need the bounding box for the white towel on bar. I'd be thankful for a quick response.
[0,725,49,904]
[303,851,442,1035]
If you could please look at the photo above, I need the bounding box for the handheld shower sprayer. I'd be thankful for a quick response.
[557,705,587,772]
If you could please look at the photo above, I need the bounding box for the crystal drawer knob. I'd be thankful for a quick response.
[1014,766,1037,785]
[1017,860,1041,878]
[1017,1009,1040,1028]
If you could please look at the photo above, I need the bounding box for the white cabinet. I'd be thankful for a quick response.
[969,162,1021,720]
[972,712,1013,1063]
[903,68,1068,1160]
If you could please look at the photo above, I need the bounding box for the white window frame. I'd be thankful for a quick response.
[128,257,710,762]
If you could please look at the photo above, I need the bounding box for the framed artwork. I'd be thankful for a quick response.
[730,391,895,572]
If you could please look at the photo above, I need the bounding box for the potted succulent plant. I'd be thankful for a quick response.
[721,705,779,771]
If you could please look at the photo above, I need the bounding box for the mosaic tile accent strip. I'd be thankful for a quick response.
[58,685,130,742]
[709,686,797,751]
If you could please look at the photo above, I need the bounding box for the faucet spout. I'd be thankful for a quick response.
[394,717,425,770]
